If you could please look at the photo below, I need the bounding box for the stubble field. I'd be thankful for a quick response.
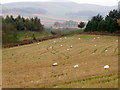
[2,35,119,88]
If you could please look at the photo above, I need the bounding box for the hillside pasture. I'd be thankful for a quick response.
[16,31,52,41]
[2,35,118,88]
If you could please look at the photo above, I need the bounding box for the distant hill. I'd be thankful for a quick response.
[2,7,47,15]
[2,2,117,27]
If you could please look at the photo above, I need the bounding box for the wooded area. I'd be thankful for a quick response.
[2,15,44,45]
[85,9,120,32]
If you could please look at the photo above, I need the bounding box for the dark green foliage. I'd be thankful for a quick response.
[85,14,103,32]
[91,14,103,22]
[32,34,36,40]
[31,17,44,32]
[91,14,103,31]
[14,15,25,30]
[2,15,44,32]
[97,20,106,31]
[106,18,118,33]
[4,15,15,24]
[78,22,85,29]
[2,22,18,45]
[84,21,92,32]
[85,10,120,33]
[51,31,57,35]
[90,21,98,31]
[105,9,120,19]
[2,15,44,46]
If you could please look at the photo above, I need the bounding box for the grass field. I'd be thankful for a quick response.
[16,31,52,41]
[2,35,118,88]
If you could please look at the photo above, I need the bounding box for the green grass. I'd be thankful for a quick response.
[16,29,83,41]
[16,31,52,40]
[52,29,84,37]
[65,30,83,37]
[44,74,118,88]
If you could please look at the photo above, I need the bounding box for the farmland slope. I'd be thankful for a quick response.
[3,35,118,88]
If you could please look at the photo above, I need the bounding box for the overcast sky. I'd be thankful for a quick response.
[1,0,120,6]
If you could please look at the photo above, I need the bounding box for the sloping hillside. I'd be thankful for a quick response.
[3,35,118,88]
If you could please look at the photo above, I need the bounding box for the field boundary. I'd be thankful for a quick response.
[3,35,64,48]
[78,31,120,36]
[3,31,119,48]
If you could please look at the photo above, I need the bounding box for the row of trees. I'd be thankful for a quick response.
[54,20,78,28]
[84,9,120,33]
[2,15,44,32]
[2,15,44,45]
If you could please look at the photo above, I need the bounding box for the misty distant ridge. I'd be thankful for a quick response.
[2,1,117,26]
[2,1,117,7]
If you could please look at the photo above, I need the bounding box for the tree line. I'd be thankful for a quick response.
[2,15,44,45]
[2,15,44,32]
[54,20,78,28]
[84,9,120,33]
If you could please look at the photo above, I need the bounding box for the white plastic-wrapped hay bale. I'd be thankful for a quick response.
[104,65,110,69]
[52,62,58,66]
[60,45,63,47]
[54,41,56,43]
[73,65,79,68]
[70,45,73,48]
[67,49,70,51]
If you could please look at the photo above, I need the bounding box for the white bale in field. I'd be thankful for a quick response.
[52,62,58,66]
[104,65,110,69]
[67,49,70,51]
[116,40,118,42]
[73,65,79,68]
[37,43,40,45]
[70,45,73,48]
[60,45,62,46]
[78,38,80,40]
[105,50,108,52]
[94,38,96,39]
[50,46,52,48]
[54,41,56,43]
[65,37,67,39]
[94,45,96,46]
[60,38,62,40]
